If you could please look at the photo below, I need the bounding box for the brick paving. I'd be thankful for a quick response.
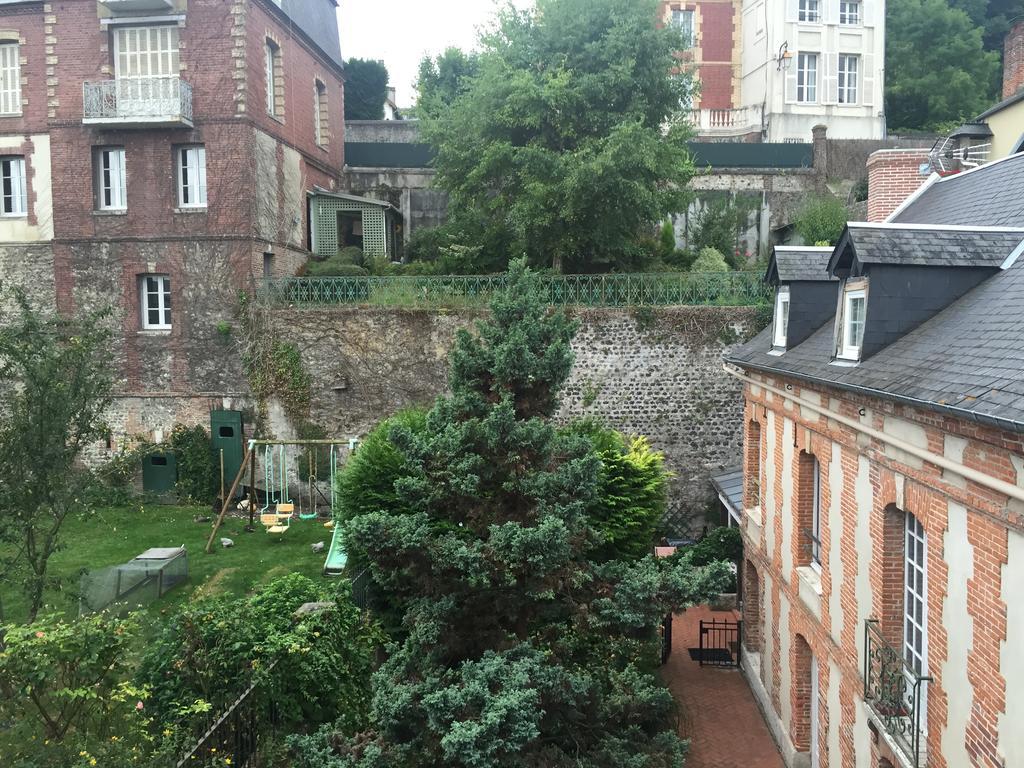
[662,605,785,768]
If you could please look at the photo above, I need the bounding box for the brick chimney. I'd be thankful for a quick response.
[866,149,931,222]
[1005,20,1024,99]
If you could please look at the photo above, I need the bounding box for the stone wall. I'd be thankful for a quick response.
[271,304,762,535]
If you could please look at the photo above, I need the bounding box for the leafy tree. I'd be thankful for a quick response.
[794,195,849,247]
[690,246,730,273]
[689,197,754,267]
[414,47,480,119]
[344,58,390,121]
[302,261,728,767]
[658,220,678,260]
[886,0,1000,131]
[422,0,696,273]
[0,291,113,620]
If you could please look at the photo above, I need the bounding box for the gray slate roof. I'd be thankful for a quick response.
[893,153,1024,227]
[768,247,837,282]
[727,254,1024,431]
[280,0,343,69]
[710,466,744,515]
[837,224,1024,269]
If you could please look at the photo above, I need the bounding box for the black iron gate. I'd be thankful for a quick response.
[698,619,742,667]
[660,613,673,665]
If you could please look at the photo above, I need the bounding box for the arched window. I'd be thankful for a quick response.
[745,419,762,509]
[797,451,821,570]
[742,560,761,652]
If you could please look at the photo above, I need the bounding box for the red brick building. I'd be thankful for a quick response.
[659,0,740,112]
[726,154,1024,767]
[0,0,344,449]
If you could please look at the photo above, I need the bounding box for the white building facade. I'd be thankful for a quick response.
[740,0,886,140]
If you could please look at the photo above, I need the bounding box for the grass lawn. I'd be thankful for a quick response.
[1,503,335,624]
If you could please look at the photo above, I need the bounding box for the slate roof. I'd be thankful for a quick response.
[280,0,343,70]
[833,224,1024,270]
[893,153,1024,227]
[710,466,744,517]
[727,253,1024,431]
[767,247,837,283]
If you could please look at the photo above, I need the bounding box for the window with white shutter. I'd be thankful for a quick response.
[94,147,127,211]
[838,55,859,104]
[114,26,179,79]
[177,145,207,208]
[139,274,172,330]
[797,53,818,103]
[0,156,26,216]
[0,44,20,115]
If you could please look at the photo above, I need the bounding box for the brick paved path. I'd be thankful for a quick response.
[662,605,785,768]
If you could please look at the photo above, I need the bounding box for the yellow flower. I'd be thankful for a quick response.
[90,760,97,767]
[163,729,174,737]
[79,752,88,757]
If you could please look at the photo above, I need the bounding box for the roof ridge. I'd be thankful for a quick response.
[848,222,1024,233]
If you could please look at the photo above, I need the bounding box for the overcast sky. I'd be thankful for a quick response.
[337,0,531,108]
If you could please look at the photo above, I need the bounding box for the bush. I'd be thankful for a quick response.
[138,574,380,735]
[169,424,216,504]
[303,259,370,278]
[658,220,676,259]
[690,246,730,273]
[795,195,849,246]
[571,421,670,562]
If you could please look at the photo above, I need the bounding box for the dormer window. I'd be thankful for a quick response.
[837,280,867,361]
[772,286,790,349]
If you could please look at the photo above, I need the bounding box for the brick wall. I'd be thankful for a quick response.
[739,370,1022,768]
[866,148,931,222]
[1004,20,1024,99]
[661,0,737,110]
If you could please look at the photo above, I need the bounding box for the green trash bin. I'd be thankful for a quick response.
[142,452,177,496]
[211,410,245,499]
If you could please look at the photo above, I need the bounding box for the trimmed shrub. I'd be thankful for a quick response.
[690,246,730,273]
[795,195,849,246]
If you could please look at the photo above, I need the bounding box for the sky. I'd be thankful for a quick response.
[337,0,531,108]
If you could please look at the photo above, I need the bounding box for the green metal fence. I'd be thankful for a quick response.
[259,272,770,308]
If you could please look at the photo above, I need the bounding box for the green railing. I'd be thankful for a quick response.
[258,272,770,308]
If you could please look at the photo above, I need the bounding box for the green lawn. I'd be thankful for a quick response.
[1,504,334,624]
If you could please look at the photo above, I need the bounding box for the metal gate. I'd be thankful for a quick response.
[698,619,742,667]
[660,613,673,665]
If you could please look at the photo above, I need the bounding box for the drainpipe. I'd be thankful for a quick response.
[724,364,1024,505]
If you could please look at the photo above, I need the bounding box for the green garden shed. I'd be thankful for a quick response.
[309,188,401,260]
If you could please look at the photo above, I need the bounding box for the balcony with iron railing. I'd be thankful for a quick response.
[83,76,193,128]
[689,105,763,138]
[863,619,931,768]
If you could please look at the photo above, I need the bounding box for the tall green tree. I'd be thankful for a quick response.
[414,47,480,119]
[0,291,113,620]
[344,58,390,121]
[299,262,727,767]
[886,0,1000,131]
[422,0,696,273]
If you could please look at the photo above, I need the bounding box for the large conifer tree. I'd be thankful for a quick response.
[326,262,728,767]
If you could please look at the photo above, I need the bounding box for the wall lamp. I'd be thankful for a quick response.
[776,42,794,71]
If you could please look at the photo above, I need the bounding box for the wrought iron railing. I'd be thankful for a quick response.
[83,77,194,124]
[175,659,279,768]
[259,272,771,308]
[863,619,931,767]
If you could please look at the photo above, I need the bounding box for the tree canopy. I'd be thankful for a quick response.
[414,47,480,119]
[344,58,390,121]
[885,0,1001,131]
[420,0,696,273]
[296,261,728,767]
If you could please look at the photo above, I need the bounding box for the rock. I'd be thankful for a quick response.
[311,541,325,553]
[220,537,234,548]
[194,515,212,523]
[237,498,251,511]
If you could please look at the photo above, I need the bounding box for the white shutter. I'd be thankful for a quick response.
[823,52,838,104]
[821,0,835,25]
[785,69,798,103]
[0,45,20,115]
[12,157,25,214]
[786,0,800,22]
[861,0,874,27]
[861,53,875,107]
[196,147,207,205]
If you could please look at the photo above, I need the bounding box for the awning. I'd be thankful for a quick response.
[710,465,744,526]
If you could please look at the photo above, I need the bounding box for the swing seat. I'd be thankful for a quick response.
[324,520,336,529]
[276,503,295,514]
[268,524,290,534]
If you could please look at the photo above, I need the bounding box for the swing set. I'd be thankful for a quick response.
[204,439,353,554]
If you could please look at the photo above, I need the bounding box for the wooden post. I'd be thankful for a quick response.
[205,444,252,554]
[246,447,256,532]
[219,449,225,503]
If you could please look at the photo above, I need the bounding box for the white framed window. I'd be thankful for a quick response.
[0,43,21,115]
[904,514,928,697]
[94,147,127,211]
[114,26,179,79]
[773,286,790,347]
[810,456,821,572]
[797,53,818,103]
[839,0,861,24]
[140,274,171,330]
[838,286,866,360]
[0,156,26,216]
[672,9,695,47]
[314,79,328,146]
[838,54,859,104]
[265,39,280,116]
[798,0,820,22]
[177,145,207,208]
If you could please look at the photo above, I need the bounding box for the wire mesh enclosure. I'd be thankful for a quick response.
[79,547,188,616]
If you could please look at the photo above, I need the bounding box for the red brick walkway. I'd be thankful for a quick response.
[662,605,784,768]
